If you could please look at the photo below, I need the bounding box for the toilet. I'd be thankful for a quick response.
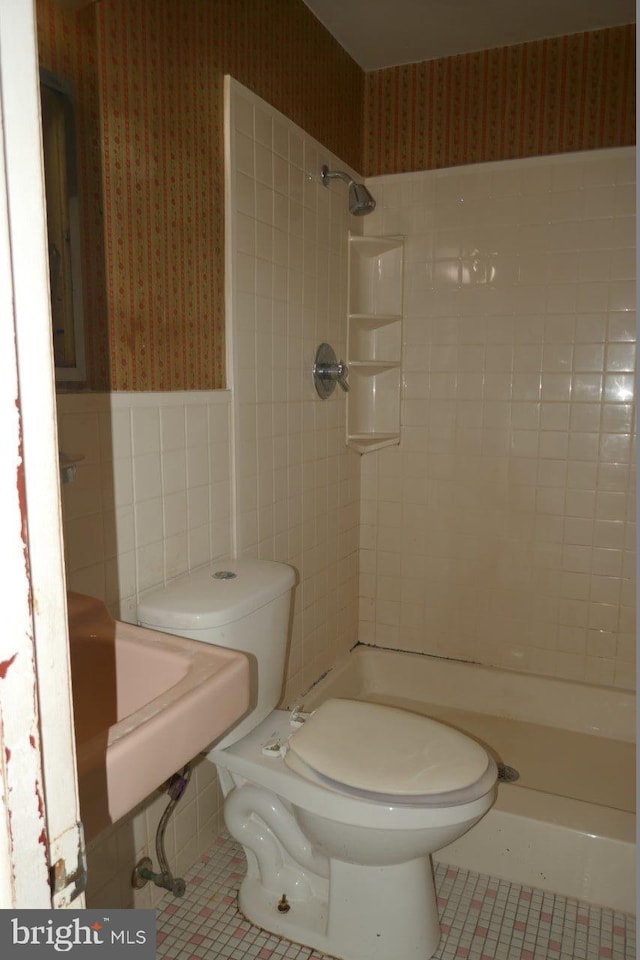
[138,559,497,960]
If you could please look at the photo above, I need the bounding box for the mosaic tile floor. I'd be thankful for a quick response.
[155,832,635,960]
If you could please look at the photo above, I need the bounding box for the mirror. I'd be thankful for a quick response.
[40,68,86,382]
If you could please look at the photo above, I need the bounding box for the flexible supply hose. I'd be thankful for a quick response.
[156,765,192,894]
[133,764,192,897]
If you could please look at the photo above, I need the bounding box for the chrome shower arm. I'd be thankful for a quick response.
[320,165,353,187]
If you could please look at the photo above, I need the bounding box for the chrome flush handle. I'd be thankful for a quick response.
[313,342,350,398]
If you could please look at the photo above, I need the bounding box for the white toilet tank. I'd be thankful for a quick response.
[137,559,295,748]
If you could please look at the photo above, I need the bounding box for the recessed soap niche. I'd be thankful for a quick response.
[346,234,404,454]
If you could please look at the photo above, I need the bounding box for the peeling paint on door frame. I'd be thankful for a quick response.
[0,0,84,908]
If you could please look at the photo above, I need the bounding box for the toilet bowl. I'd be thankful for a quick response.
[137,559,497,960]
[210,701,496,960]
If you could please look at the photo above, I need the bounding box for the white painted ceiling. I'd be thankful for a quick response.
[302,0,636,71]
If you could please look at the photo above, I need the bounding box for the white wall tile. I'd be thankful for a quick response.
[58,392,233,618]
[363,147,635,690]
[131,407,160,455]
[227,80,360,704]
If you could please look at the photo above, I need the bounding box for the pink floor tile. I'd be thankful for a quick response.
[154,831,635,960]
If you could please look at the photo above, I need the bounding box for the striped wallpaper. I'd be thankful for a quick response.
[37,0,363,391]
[37,3,635,393]
[364,26,636,176]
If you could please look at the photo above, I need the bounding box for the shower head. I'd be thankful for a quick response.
[320,165,376,216]
[348,181,377,216]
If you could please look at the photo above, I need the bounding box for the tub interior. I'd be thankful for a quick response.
[297,645,635,912]
[300,646,635,815]
[358,694,633,812]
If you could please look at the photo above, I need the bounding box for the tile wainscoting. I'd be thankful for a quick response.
[57,389,233,622]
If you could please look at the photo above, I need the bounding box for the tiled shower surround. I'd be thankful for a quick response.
[360,148,636,689]
[56,89,634,909]
[225,80,361,702]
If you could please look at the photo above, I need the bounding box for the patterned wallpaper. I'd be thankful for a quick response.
[37,0,110,390]
[36,0,363,390]
[364,26,636,176]
[37,3,634,392]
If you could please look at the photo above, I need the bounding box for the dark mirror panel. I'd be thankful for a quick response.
[40,68,86,382]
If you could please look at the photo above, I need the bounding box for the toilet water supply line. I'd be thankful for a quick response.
[133,764,192,897]
[225,784,329,896]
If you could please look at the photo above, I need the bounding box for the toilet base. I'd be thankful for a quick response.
[238,855,441,960]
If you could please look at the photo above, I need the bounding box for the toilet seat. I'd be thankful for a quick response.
[285,698,497,806]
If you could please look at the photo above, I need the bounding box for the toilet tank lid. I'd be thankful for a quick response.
[286,698,492,799]
[137,559,295,630]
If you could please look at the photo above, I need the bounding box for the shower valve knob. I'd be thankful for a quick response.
[313,343,350,398]
[318,360,349,390]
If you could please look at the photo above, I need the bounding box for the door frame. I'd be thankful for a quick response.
[0,0,84,908]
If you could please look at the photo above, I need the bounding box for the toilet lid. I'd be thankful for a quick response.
[285,698,492,801]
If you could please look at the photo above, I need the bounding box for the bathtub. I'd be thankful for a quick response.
[297,645,635,914]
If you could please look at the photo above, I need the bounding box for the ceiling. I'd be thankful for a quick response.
[302,0,636,71]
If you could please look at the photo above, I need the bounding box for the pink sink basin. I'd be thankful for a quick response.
[67,592,250,839]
